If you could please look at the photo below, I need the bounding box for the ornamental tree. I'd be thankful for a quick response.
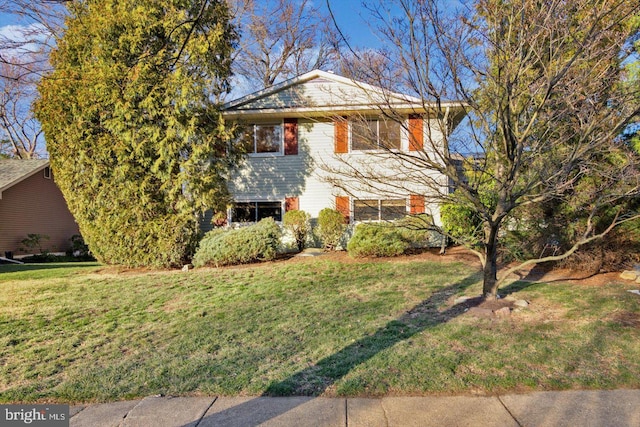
[328,0,640,299]
[35,0,238,267]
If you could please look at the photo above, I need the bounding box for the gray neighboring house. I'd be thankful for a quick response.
[0,159,80,256]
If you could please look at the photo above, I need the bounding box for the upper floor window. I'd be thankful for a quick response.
[240,123,283,155]
[351,118,401,150]
[353,199,406,221]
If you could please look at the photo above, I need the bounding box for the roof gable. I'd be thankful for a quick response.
[0,159,49,197]
[223,70,433,118]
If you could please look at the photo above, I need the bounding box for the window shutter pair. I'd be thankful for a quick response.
[336,195,423,220]
[334,115,423,152]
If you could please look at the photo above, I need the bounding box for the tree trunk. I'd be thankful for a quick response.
[482,225,500,300]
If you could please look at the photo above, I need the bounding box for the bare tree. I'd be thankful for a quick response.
[325,0,640,299]
[0,60,43,158]
[229,0,342,92]
[0,1,66,157]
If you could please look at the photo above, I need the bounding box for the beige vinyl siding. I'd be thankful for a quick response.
[227,117,448,226]
[0,171,79,255]
[234,78,387,112]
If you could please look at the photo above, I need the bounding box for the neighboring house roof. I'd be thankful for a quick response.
[224,69,465,122]
[0,159,49,200]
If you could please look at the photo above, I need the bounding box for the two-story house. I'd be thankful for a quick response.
[210,69,465,231]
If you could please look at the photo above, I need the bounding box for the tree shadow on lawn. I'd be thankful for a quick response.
[196,271,540,426]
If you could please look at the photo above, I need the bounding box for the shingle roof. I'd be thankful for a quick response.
[0,159,49,194]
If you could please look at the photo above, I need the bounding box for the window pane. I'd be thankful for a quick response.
[354,200,379,221]
[381,199,406,220]
[256,124,282,153]
[379,119,401,149]
[351,120,377,150]
[257,202,282,221]
[236,125,254,153]
[232,203,255,222]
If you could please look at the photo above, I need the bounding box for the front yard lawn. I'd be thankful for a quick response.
[1,253,639,403]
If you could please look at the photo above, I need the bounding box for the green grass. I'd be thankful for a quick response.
[1,256,639,403]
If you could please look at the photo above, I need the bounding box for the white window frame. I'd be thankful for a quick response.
[244,121,284,157]
[43,166,51,179]
[350,117,402,151]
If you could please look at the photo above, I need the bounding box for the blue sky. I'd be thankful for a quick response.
[0,1,379,53]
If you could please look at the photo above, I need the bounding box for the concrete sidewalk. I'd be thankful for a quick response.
[69,389,640,427]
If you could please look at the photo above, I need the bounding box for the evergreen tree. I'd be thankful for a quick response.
[35,0,238,267]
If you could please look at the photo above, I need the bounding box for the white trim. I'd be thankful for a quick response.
[245,121,285,157]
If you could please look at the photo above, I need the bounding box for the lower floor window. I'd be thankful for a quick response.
[231,201,282,222]
[354,199,406,221]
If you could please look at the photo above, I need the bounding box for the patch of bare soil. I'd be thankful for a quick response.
[287,246,483,266]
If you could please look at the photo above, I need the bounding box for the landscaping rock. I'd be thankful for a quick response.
[181,264,192,272]
[620,270,638,281]
[514,300,529,309]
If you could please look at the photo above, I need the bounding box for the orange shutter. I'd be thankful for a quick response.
[335,196,350,223]
[410,194,425,214]
[409,114,423,151]
[334,117,348,153]
[285,197,299,212]
[284,118,298,155]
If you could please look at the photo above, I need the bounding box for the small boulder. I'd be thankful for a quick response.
[181,264,192,272]
[514,300,529,309]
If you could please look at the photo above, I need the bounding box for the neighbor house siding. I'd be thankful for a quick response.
[0,171,79,255]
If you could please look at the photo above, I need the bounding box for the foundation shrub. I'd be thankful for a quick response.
[193,218,282,267]
[316,208,347,250]
[347,223,409,258]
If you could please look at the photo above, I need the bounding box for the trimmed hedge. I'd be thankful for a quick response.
[347,223,409,258]
[192,218,282,267]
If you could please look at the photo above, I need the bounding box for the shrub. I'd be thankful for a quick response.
[316,208,347,250]
[396,214,442,247]
[347,223,409,258]
[440,203,482,246]
[192,218,282,267]
[20,233,50,254]
[283,210,311,251]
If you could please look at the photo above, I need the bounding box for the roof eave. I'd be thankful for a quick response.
[223,101,467,121]
[0,160,50,198]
